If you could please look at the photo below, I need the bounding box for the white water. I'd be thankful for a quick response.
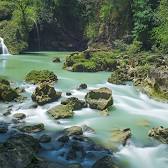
[0,37,9,55]
[116,144,168,168]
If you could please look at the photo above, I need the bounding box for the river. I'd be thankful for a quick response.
[0,52,168,168]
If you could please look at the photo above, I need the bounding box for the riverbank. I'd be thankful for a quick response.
[64,49,168,102]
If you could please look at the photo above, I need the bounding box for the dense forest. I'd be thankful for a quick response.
[0,1,168,168]
[0,0,167,54]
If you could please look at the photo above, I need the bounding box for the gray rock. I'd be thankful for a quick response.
[19,123,45,133]
[39,134,51,143]
[85,87,113,110]
[47,105,74,119]
[13,113,26,120]
[32,83,61,105]
[61,97,87,110]
[64,126,83,136]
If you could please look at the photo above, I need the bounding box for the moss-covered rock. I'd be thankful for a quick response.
[107,51,168,101]
[0,82,18,102]
[61,97,87,110]
[64,50,119,72]
[25,70,58,84]
[32,83,61,105]
[108,69,130,85]
[85,87,113,110]
[47,105,74,119]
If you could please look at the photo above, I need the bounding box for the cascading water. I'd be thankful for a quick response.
[0,37,9,55]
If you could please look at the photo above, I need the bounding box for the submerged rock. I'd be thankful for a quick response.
[82,125,95,134]
[85,87,113,110]
[92,156,118,168]
[61,97,87,110]
[25,70,58,84]
[39,134,51,143]
[32,83,61,105]
[111,128,131,146]
[67,164,83,168]
[148,126,168,144]
[100,109,110,116]
[0,122,8,133]
[19,123,45,133]
[47,104,74,119]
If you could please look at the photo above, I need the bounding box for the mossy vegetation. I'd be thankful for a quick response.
[25,70,58,84]
[64,50,119,72]
[0,77,18,102]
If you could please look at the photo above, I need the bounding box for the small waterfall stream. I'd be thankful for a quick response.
[0,37,9,55]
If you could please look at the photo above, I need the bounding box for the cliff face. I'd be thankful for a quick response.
[0,0,134,53]
[82,0,133,49]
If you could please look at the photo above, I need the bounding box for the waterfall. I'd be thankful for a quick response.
[31,18,40,51]
[0,37,9,55]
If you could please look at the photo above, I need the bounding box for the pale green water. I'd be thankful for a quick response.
[0,52,168,168]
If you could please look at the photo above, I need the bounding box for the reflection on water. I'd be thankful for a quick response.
[0,56,8,71]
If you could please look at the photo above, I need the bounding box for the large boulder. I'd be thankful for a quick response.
[85,87,113,110]
[32,83,61,105]
[92,156,118,168]
[47,104,74,119]
[25,70,58,84]
[0,134,40,168]
[148,126,168,144]
[61,97,87,110]
[0,80,18,102]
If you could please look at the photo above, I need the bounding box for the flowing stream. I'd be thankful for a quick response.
[0,52,168,168]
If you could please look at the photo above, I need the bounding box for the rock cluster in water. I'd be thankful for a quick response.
[64,50,168,101]
[148,126,168,144]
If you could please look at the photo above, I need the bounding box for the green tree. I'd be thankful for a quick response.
[153,0,168,53]
[132,0,153,48]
